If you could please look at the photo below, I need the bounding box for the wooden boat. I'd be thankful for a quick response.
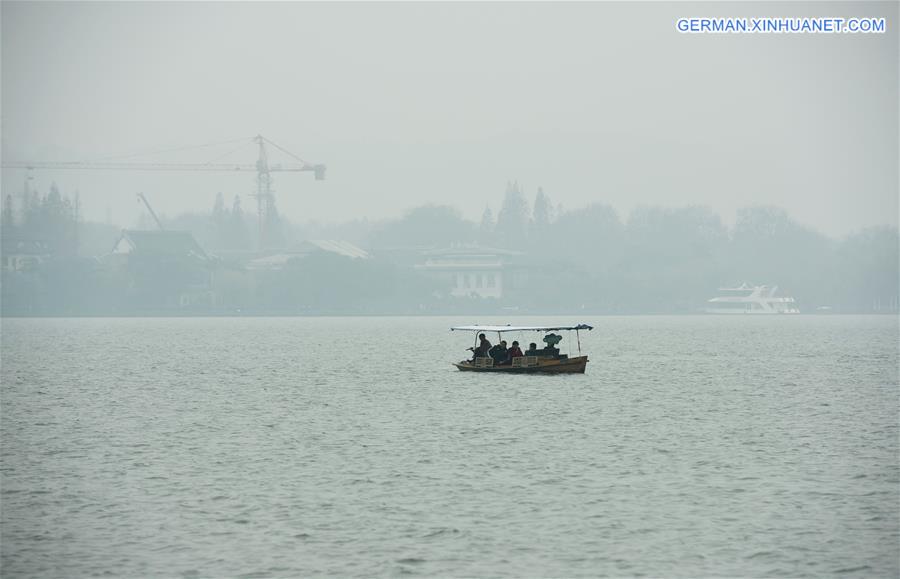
[450,324,593,374]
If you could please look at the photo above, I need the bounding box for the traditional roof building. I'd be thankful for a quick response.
[107,230,214,308]
[246,239,369,270]
[111,230,208,260]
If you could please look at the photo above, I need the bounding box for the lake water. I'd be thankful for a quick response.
[1,316,898,577]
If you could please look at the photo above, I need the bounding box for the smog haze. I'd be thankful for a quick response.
[2,1,897,236]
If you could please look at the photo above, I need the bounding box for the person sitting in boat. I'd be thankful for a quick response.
[505,341,524,363]
[524,342,539,356]
[468,333,492,361]
[489,340,508,364]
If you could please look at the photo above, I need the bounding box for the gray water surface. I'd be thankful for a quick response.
[1,316,898,577]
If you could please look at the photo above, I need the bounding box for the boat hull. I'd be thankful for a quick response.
[453,356,588,374]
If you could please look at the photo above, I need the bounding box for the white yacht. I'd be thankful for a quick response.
[705,284,799,314]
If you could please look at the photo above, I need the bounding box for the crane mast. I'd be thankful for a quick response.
[136,193,165,231]
[254,135,275,248]
[1,134,325,249]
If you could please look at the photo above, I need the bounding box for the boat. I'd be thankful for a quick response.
[705,283,799,314]
[451,323,593,373]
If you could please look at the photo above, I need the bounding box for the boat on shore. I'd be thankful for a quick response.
[451,324,593,374]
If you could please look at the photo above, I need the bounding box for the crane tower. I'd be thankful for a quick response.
[2,134,325,249]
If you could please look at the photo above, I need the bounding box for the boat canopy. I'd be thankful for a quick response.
[450,324,593,333]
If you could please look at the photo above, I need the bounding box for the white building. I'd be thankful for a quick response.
[417,246,521,299]
[1,238,52,272]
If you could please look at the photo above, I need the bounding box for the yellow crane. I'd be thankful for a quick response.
[2,134,325,249]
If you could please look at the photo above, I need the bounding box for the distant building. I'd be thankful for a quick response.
[108,229,214,308]
[111,230,208,260]
[1,235,53,272]
[246,239,369,271]
[416,245,521,299]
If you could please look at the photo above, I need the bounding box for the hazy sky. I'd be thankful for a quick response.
[2,1,897,236]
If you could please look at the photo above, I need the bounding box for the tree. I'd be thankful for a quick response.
[212,192,227,227]
[44,183,75,250]
[728,205,831,305]
[22,184,39,229]
[551,203,623,268]
[478,205,495,245]
[495,181,530,248]
[47,182,61,205]
[264,200,285,249]
[19,175,33,223]
[530,187,553,240]
[613,205,728,311]
[369,205,475,249]
[257,252,439,313]
[831,226,898,312]
[12,183,78,256]
[228,195,250,250]
[73,191,81,256]
[210,192,229,249]
[2,194,14,231]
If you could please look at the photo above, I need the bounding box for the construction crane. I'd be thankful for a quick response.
[2,134,325,249]
[136,193,165,231]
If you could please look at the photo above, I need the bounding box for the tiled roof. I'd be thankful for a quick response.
[120,230,207,258]
[296,239,370,259]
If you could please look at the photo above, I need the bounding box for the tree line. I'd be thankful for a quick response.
[1,181,897,314]
[2,183,80,257]
[365,182,898,312]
